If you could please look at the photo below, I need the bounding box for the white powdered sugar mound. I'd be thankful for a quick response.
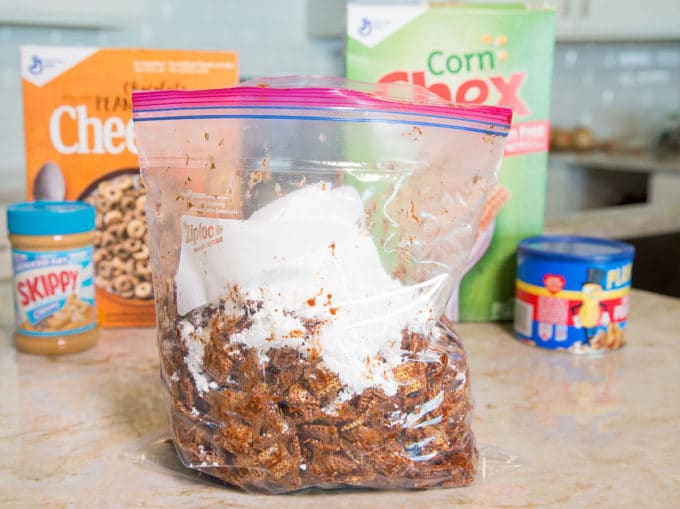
[176,183,444,398]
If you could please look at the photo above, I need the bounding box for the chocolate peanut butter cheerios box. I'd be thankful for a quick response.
[21,47,238,327]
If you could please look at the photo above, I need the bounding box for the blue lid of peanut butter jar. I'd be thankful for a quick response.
[7,200,95,236]
[517,235,635,262]
[515,236,635,354]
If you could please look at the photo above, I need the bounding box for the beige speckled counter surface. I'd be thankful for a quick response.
[1,289,678,508]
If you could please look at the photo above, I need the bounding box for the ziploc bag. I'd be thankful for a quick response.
[132,77,511,493]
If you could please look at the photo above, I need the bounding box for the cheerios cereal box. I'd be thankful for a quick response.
[346,2,555,321]
[21,47,238,327]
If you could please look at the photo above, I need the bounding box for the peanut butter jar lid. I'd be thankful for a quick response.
[518,235,635,263]
[7,200,95,236]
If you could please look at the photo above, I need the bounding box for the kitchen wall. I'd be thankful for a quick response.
[551,41,680,147]
[546,41,680,218]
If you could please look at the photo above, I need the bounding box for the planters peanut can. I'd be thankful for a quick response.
[514,236,635,354]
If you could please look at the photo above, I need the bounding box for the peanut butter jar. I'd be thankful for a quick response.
[7,201,98,355]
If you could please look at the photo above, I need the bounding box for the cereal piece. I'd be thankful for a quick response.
[256,443,298,482]
[299,423,340,448]
[113,244,132,260]
[120,195,135,210]
[113,275,135,294]
[111,256,134,274]
[372,446,410,478]
[94,275,111,291]
[102,185,122,203]
[121,211,136,226]
[126,219,146,239]
[212,388,246,419]
[308,449,360,480]
[134,282,153,300]
[237,391,269,423]
[124,239,143,252]
[303,364,342,404]
[340,424,380,445]
[236,349,266,388]
[267,347,304,390]
[218,416,254,455]
[132,245,150,261]
[106,223,123,240]
[259,404,290,445]
[97,180,113,195]
[135,259,152,276]
[420,442,477,488]
[328,453,361,476]
[355,387,389,414]
[116,175,134,191]
[95,195,111,213]
[135,194,146,211]
[93,249,108,264]
[97,260,113,278]
[202,343,234,385]
[103,210,123,226]
[401,330,428,354]
[394,361,428,395]
[285,383,319,418]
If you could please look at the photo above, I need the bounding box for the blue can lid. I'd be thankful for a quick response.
[7,201,95,236]
[518,235,635,263]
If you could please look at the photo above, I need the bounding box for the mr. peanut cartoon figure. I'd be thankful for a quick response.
[571,268,610,345]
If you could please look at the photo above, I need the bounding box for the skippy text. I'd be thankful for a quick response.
[16,269,79,306]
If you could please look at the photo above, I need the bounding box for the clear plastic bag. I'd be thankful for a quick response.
[133,77,511,493]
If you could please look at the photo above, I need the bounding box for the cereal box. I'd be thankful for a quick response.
[346,2,556,321]
[21,47,238,327]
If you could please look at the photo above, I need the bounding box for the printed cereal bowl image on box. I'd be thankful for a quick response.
[132,77,512,492]
[80,169,153,302]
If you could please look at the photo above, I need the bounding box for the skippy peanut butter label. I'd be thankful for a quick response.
[346,3,556,321]
[21,46,238,327]
[13,246,96,336]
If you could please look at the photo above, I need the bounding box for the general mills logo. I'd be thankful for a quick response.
[358,17,372,37]
[28,55,43,75]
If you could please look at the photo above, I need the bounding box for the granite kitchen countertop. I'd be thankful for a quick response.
[0,288,678,508]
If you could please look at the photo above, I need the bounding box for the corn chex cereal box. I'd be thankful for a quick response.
[346,2,556,321]
[21,47,238,327]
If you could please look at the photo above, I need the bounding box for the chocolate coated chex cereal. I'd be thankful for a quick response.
[161,293,477,493]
